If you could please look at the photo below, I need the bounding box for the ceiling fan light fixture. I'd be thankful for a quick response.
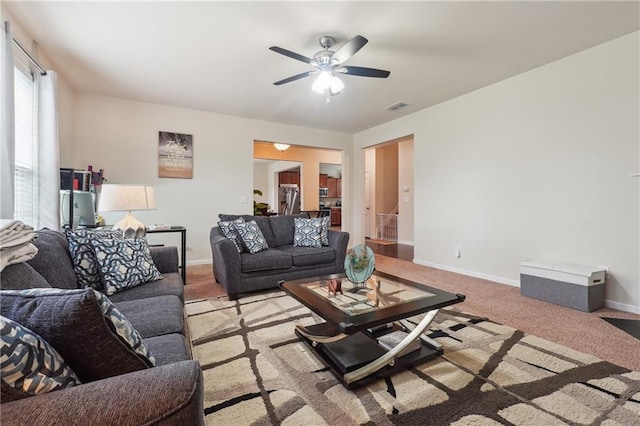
[329,76,344,95]
[312,71,333,94]
[274,143,290,152]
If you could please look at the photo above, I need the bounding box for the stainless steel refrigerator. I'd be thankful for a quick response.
[278,184,300,215]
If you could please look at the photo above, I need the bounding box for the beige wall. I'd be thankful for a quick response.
[398,137,414,245]
[73,94,352,263]
[354,32,640,313]
[254,141,342,211]
[375,144,398,215]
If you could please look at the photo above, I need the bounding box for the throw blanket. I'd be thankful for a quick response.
[0,220,38,272]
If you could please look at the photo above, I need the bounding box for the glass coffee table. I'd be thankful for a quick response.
[280,271,465,388]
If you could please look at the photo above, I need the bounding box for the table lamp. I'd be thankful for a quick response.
[98,184,156,238]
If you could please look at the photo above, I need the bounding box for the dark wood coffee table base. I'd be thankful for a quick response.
[280,272,465,388]
[295,309,443,389]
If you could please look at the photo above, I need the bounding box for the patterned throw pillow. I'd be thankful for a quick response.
[0,288,155,384]
[0,315,80,403]
[65,229,123,290]
[217,217,245,253]
[233,220,269,254]
[293,218,323,248]
[90,238,162,296]
[91,290,156,366]
[318,216,330,246]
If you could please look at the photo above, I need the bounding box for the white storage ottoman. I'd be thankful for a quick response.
[520,260,606,312]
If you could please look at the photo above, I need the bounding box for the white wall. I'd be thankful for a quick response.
[398,138,414,245]
[353,32,640,312]
[73,94,352,264]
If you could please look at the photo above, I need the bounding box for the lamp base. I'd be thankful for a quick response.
[113,212,147,239]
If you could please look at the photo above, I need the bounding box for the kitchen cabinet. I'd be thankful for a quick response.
[330,208,341,226]
[279,171,300,186]
[336,178,341,198]
[319,174,328,188]
[327,177,338,198]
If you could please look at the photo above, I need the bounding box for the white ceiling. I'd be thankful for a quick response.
[6,1,639,134]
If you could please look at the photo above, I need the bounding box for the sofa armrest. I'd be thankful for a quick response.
[1,360,204,425]
[150,246,179,274]
[210,227,242,295]
[328,230,350,273]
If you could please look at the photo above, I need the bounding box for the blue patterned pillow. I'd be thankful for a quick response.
[293,218,322,248]
[1,315,80,402]
[90,238,162,296]
[233,220,269,254]
[317,216,330,246]
[91,290,156,366]
[217,217,245,253]
[65,229,123,290]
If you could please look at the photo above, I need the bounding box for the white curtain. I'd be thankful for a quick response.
[0,21,15,219]
[36,70,60,229]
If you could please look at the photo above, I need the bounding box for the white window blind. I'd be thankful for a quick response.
[14,66,37,226]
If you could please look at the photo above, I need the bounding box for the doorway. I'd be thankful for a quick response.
[363,135,414,253]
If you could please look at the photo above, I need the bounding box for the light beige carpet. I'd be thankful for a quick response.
[187,291,640,425]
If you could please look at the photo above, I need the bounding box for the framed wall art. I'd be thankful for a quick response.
[158,131,193,179]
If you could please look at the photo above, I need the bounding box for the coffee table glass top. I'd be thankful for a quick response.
[281,271,465,334]
[301,276,436,316]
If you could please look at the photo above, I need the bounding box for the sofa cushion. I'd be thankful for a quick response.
[234,220,269,254]
[217,217,245,253]
[105,272,183,303]
[219,215,275,248]
[0,288,154,383]
[269,213,306,247]
[240,249,292,273]
[277,245,336,267]
[0,315,80,403]
[144,334,190,366]
[0,262,51,290]
[114,295,184,339]
[27,229,78,289]
[91,238,163,295]
[65,229,123,290]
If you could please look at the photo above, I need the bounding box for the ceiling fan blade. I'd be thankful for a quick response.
[269,46,314,64]
[273,71,315,86]
[331,35,368,64]
[342,66,390,78]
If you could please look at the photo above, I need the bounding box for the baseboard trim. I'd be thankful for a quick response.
[413,259,640,314]
[413,259,520,287]
[186,259,213,266]
[604,299,640,314]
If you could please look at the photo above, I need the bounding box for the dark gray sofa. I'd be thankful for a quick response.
[210,214,349,300]
[0,229,204,425]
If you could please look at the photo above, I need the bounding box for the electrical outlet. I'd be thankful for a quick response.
[240,196,248,204]
[455,247,461,258]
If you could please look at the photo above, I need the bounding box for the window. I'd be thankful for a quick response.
[13,66,37,226]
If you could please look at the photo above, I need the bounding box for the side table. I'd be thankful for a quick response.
[147,226,187,284]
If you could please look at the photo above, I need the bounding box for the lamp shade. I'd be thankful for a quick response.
[98,185,156,238]
[98,185,156,212]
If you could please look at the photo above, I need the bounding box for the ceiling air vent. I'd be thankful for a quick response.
[384,101,410,111]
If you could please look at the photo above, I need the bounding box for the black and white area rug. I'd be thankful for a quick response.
[187,291,640,425]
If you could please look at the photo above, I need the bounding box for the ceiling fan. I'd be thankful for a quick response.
[269,35,390,96]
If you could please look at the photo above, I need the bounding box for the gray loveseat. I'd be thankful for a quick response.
[0,229,204,425]
[210,214,349,300]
